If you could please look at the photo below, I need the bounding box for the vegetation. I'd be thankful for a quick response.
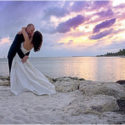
[96,49,125,57]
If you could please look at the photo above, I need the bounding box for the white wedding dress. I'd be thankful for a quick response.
[10,42,56,96]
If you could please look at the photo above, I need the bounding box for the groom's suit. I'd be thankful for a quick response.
[7,34,30,74]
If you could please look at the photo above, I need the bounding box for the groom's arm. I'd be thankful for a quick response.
[10,34,25,59]
[17,47,25,59]
[17,46,30,58]
[26,51,30,56]
[17,46,30,63]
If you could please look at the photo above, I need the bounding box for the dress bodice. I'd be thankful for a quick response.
[21,42,30,54]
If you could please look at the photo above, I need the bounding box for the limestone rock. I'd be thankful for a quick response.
[64,95,119,116]
[79,80,125,99]
[53,80,79,92]
[52,76,84,92]
[0,76,10,86]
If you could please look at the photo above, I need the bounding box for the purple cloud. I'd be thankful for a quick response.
[93,1,111,9]
[97,9,114,17]
[93,18,116,33]
[44,6,69,18]
[56,15,84,33]
[90,29,113,40]
[71,1,90,12]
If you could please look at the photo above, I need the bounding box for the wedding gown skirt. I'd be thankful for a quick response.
[10,43,56,96]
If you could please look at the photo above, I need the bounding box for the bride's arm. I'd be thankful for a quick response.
[21,27,30,43]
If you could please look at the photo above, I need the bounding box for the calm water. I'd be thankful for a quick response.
[0,57,125,82]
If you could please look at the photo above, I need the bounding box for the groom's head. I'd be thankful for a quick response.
[26,24,35,38]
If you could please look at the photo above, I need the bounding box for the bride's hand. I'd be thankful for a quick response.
[21,56,29,63]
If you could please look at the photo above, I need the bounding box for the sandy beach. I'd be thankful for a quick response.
[0,75,125,124]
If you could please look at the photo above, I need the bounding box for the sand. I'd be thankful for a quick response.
[0,76,125,124]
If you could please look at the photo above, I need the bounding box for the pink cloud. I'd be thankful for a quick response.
[0,37,10,45]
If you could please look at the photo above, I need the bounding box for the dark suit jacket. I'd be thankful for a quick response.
[7,34,30,73]
[8,34,30,59]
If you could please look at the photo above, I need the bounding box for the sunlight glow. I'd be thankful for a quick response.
[112,0,125,7]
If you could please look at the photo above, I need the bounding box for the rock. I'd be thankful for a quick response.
[43,75,85,84]
[116,80,125,85]
[117,99,125,113]
[44,74,54,83]
[64,95,119,116]
[83,95,119,113]
[79,80,125,99]
[0,80,9,86]
[0,76,10,80]
[116,80,125,88]
[52,76,85,82]
[0,76,10,86]
[53,80,79,92]
[102,112,125,124]
[51,76,85,92]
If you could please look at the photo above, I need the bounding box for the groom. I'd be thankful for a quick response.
[7,24,35,74]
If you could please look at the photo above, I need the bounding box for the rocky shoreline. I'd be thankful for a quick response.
[0,75,125,124]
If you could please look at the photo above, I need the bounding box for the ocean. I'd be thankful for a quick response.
[0,56,125,82]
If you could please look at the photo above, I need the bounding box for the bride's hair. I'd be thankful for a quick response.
[32,31,43,52]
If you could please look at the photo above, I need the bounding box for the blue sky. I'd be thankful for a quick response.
[0,0,125,57]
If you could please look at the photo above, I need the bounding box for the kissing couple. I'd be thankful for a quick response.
[7,24,56,96]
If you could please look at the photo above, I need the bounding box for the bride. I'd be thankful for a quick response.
[10,27,56,96]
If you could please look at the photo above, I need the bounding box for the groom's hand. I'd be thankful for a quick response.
[22,56,29,63]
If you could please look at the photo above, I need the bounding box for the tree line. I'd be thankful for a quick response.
[96,49,125,57]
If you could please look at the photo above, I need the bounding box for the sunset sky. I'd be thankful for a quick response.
[0,0,125,57]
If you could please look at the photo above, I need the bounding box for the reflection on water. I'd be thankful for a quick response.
[0,57,125,82]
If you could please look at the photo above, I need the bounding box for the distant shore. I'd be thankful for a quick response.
[96,49,125,57]
[0,56,125,60]
[96,55,125,57]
